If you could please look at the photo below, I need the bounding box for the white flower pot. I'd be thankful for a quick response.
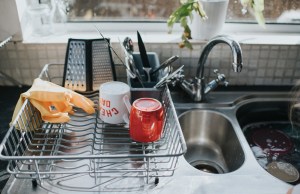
[191,0,229,40]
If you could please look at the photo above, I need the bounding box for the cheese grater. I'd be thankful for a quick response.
[92,39,116,91]
[63,38,116,92]
[63,39,87,91]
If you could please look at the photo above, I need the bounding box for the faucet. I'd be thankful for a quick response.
[179,35,243,102]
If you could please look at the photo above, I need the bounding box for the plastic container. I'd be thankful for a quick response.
[128,52,162,88]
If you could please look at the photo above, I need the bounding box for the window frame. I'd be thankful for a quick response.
[64,21,300,34]
[14,0,300,43]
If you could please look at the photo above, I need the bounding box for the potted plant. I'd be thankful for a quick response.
[167,0,265,49]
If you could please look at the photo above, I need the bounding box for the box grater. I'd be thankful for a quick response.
[63,38,116,92]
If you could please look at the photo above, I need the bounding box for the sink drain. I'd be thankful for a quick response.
[190,160,225,174]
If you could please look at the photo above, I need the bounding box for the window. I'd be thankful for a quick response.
[65,0,300,24]
[15,0,300,40]
[67,0,180,22]
[226,0,300,24]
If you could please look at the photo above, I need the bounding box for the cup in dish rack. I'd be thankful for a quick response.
[99,81,131,124]
[126,98,164,143]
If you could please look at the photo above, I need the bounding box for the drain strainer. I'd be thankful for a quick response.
[190,160,224,174]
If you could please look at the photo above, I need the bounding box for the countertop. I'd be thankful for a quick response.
[1,156,292,194]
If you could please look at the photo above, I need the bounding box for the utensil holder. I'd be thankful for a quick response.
[127,52,163,88]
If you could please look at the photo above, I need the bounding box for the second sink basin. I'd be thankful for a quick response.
[178,110,245,174]
[236,100,300,184]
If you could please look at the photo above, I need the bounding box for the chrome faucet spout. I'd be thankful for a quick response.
[196,35,243,79]
[179,35,243,102]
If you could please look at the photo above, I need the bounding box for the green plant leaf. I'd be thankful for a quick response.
[169,0,265,49]
[167,1,201,29]
[183,24,192,39]
[253,10,265,27]
[167,0,208,49]
[253,0,264,11]
[184,40,193,49]
[181,34,193,49]
[240,0,265,27]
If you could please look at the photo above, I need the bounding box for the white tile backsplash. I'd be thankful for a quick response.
[0,41,299,86]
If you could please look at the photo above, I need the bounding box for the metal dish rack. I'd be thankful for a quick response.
[0,64,186,192]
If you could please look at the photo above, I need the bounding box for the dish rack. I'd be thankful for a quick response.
[0,64,187,192]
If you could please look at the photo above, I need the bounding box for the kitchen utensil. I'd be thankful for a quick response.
[154,65,184,88]
[151,55,179,82]
[118,38,136,79]
[129,98,164,142]
[137,31,152,82]
[131,52,161,83]
[121,37,145,80]
[63,38,116,92]
[118,37,145,87]
[266,161,299,183]
[94,26,138,85]
[252,129,293,155]
[92,39,117,91]
[99,81,130,124]
[123,37,134,53]
[150,55,179,75]
[63,39,87,91]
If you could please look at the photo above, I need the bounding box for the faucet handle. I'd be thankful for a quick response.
[214,69,225,77]
[204,69,229,94]
[213,69,219,74]
[213,69,227,84]
[224,81,229,87]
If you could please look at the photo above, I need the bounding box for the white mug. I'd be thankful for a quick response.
[99,81,131,124]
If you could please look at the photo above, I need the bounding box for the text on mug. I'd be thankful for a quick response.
[100,107,119,117]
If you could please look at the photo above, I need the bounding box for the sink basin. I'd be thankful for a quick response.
[236,100,300,184]
[236,101,291,129]
[178,110,245,174]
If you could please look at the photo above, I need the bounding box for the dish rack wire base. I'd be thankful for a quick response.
[0,64,186,191]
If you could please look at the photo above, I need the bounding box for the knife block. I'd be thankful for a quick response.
[128,52,162,88]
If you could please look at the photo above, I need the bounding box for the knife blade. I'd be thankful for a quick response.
[137,31,152,82]
[137,31,150,68]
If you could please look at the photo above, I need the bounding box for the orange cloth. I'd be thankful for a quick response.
[11,78,95,127]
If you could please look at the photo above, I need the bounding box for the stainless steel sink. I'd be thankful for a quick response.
[174,88,299,183]
[178,110,245,173]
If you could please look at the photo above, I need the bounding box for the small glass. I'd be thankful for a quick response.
[27,4,52,37]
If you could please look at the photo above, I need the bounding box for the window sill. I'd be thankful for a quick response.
[22,31,300,46]
[22,31,181,44]
[21,22,300,45]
